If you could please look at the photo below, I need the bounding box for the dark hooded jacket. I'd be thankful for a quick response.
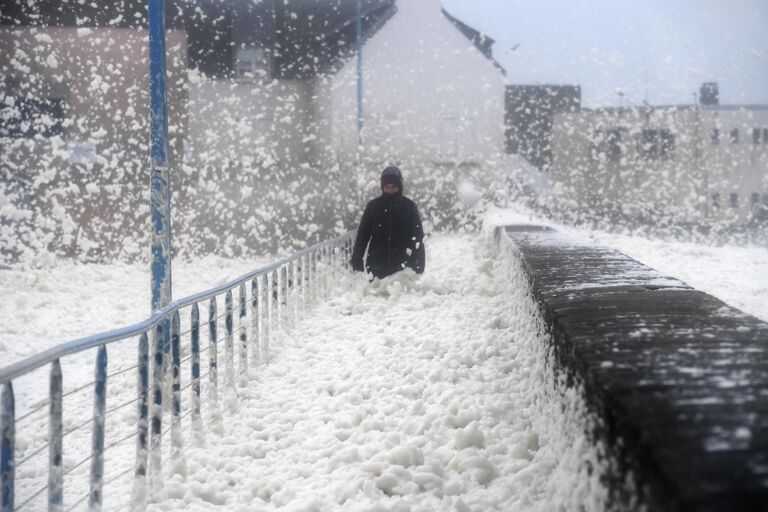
[351,167,425,279]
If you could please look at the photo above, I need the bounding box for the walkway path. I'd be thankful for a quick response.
[148,234,605,511]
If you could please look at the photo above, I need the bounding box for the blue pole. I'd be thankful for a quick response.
[48,360,63,511]
[1,383,14,512]
[89,346,107,511]
[356,0,363,146]
[190,304,200,422]
[132,332,149,507]
[149,0,173,313]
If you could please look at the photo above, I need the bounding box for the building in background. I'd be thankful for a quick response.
[549,83,768,226]
[184,0,396,170]
[505,84,581,171]
[323,0,507,225]
[1,0,507,258]
[0,1,189,259]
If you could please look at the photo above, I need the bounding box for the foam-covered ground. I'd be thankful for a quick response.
[145,233,605,511]
[3,233,607,511]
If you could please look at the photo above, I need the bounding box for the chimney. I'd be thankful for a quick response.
[700,82,719,106]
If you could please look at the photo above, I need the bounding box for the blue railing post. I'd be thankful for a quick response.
[48,359,63,511]
[1,382,14,512]
[208,298,222,434]
[321,247,328,300]
[296,256,304,311]
[190,304,201,426]
[208,298,218,399]
[271,270,278,341]
[224,291,235,392]
[250,279,260,366]
[149,322,164,492]
[149,0,173,317]
[309,251,317,305]
[132,332,149,508]
[89,345,107,511]
[263,275,271,359]
[280,265,288,331]
[170,311,183,458]
[238,283,247,380]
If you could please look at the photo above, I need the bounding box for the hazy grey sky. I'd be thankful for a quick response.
[443,0,768,107]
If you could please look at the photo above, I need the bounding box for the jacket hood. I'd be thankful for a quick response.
[381,166,404,200]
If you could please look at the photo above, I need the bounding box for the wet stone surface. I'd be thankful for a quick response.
[504,225,768,512]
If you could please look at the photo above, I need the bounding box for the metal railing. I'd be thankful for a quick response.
[0,232,355,512]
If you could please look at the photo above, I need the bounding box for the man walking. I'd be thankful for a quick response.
[351,166,425,279]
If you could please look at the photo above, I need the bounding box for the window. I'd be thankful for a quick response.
[730,128,739,143]
[752,192,760,205]
[235,45,270,79]
[763,128,768,145]
[0,97,66,138]
[710,128,720,145]
[641,129,675,160]
[712,193,720,208]
[590,128,624,162]
[730,193,739,208]
[753,128,761,144]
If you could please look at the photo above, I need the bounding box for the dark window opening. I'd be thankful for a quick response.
[641,129,675,160]
[0,97,66,138]
[752,192,760,205]
[590,128,624,163]
[235,45,271,79]
[753,128,762,144]
[730,128,739,144]
[710,128,720,145]
[730,193,739,208]
[712,193,721,208]
[763,128,768,145]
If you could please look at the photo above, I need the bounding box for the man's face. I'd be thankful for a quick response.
[383,183,399,194]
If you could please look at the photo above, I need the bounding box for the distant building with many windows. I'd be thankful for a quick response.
[549,88,768,225]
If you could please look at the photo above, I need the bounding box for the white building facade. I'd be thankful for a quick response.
[320,0,507,212]
[550,105,768,225]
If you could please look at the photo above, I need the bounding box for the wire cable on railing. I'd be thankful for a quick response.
[14,483,48,511]
[15,401,49,425]
[62,417,95,439]
[105,395,140,416]
[64,490,90,512]
[180,340,215,366]
[16,441,50,467]
[62,380,96,398]
[160,409,193,440]
[103,430,136,453]
[179,370,210,392]
[23,430,141,511]
[103,464,134,489]
[62,452,93,477]
[107,362,140,380]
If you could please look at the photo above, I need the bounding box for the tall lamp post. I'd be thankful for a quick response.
[149,0,173,314]
[356,0,364,147]
[147,0,173,499]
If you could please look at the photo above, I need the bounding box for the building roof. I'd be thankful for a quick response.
[0,0,396,80]
[441,8,506,76]
[579,104,768,115]
[2,0,506,80]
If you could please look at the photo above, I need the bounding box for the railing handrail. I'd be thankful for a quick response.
[0,231,354,384]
